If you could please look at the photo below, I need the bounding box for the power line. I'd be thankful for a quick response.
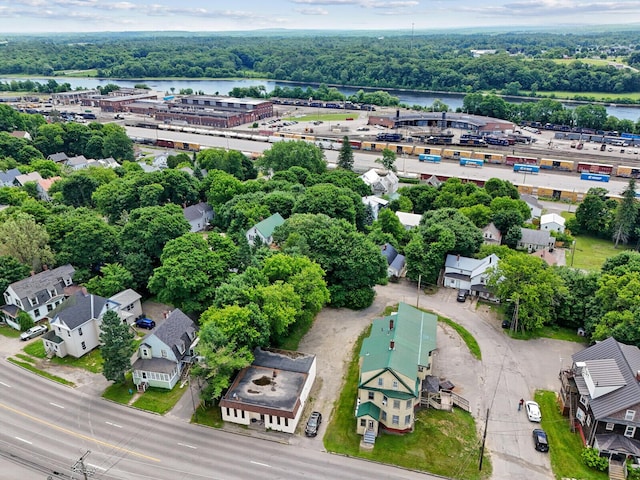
[71,451,94,480]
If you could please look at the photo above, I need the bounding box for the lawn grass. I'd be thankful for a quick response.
[102,374,136,404]
[192,403,223,427]
[23,340,46,358]
[535,390,607,480]
[132,384,188,414]
[0,325,21,338]
[50,348,104,374]
[566,234,632,271]
[14,353,37,364]
[324,325,490,479]
[7,357,75,386]
[438,315,482,360]
[282,113,360,122]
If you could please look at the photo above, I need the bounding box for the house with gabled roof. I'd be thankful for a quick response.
[219,347,317,434]
[482,222,502,245]
[359,168,399,196]
[14,171,42,187]
[1,265,75,330]
[559,337,640,463]
[37,176,61,201]
[518,228,555,252]
[541,213,566,233]
[246,212,285,247]
[443,254,499,300]
[520,194,543,220]
[0,168,21,187]
[183,201,214,232]
[356,303,437,442]
[381,243,405,278]
[131,309,198,391]
[47,152,69,164]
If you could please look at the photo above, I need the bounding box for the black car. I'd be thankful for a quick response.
[305,411,322,437]
[533,428,549,452]
[456,289,469,302]
[502,320,511,329]
[135,318,156,329]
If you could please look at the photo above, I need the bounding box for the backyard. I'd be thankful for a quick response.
[565,234,631,271]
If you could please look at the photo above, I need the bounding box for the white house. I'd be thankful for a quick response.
[362,195,389,220]
[540,213,566,233]
[131,309,198,391]
[109,289,143,325]
[482,222,502,245]
[246,213,285,247]
[219,347,317,434]
[518,228,555,252]
[43,291,119,358]
[395,211,422,230]
[520,194,543,220]
[182,202,214,232]
[443,254,499,299]
[359,169,399,196]
[1,265,75,330]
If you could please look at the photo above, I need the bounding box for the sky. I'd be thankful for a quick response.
[1,0,640,34]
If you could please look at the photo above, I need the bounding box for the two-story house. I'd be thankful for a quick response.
[1,265,75,330]
[131,309,198,391]
[359,169,398,196]
[540,213,566,234]
[182,202,214,232]
[560,337,640,463]
[43,290,119,358]
[443,254,499,300]
[355,303,437,443]
[246,213,285,247]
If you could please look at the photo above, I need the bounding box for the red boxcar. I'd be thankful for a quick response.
[505,155,538,166]
[577,162,614,174]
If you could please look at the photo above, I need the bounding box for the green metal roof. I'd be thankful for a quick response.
[356,401,381,420]
[254,213,285,238]
[360,302,437,386]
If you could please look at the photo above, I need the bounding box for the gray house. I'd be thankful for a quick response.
[0,168,21,187]
[517,228,555,252]
[131,309,198,391]
[182,202,214,232]
[381,243,405,278]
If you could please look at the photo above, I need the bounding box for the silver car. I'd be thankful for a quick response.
[20,324,48,341]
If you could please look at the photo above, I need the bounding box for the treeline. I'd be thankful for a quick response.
[1,33,640,97]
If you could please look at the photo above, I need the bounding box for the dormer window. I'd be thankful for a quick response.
[49,289,57,297]
[64,277,72,286]
[378,377,383,387]
[177,341,185,355]
[626,410,636,421]
[29,296,39,306]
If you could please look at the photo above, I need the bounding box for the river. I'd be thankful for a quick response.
[6,77,640,121]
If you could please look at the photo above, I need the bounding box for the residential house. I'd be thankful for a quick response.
[540,213,566,234]
[108,289,143,325]
[9,130,32,141]
[220,347,317,433]
[520,194,543,220]
[47,152,69,164]
[1,265,75,330]
[0,168,21,187]
[43,291,118,358]
[395,211,422,230]
[482,222,502,245]
[381,243,405,278]
[356,303,437,441]
[362,195,389,220]
[14,171,42,187]
[559,337,640,464]
[517,228,555,252]
[183,202,214,232]
[443,254,499,300]
[131,309,198,391]
[246,213,285,247]
[37,176,61,201]
[359,168,399,196]
[65,155,89,170]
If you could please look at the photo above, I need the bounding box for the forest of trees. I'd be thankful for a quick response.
[1,32,640,100]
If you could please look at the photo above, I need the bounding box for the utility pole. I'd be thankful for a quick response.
[72,451,94,480]
[416,274,422,309]
[478,408,490,470]
[510,296,520,334]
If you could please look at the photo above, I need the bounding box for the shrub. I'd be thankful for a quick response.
[581,447,609,472]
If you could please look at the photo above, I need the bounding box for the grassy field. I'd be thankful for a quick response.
[103,374,189,414]
[323,325,490,479]
[566,235,631,271]
[0,325,21,338]
[535,390,607,480]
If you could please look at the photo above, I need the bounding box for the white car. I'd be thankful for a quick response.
[20,324,48,341]
[525,401,542,422]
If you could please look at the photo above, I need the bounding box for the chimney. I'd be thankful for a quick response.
[389,319,394,331]
[273,370,277,378]
[389,340,395,350]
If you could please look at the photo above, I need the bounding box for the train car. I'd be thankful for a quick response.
[156,138,175,149]
[577,161,614,175]
[386,143,414,155]
[539,158,575,171]
[413,146,443,156]
[349,140,362,149]
[505,155,538,166]
[471,152,505,164]
[173,141,200,152]
[580,172,610,183]
[513,164,540,174]
[459,158,483,168]
[418,154,441,163]
[615,165,640,178]
[442,149,473,160]
[361,141,388,152]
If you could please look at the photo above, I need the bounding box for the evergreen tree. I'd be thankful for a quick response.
[100,310,135,384]
[337,136,354,170]
[612,179,638,248]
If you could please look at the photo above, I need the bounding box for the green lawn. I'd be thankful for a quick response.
[192,403,223,427]
[566,235,632,271]
[102,373,136,404]
[0,325,21,338]
[51,348,104,373]
[7,357,75,386]
[535,390,607,480]
[133,384,189,414]
[323,325,490,479]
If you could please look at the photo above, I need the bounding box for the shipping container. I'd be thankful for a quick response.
[459,158,483,168]
[513,164,540,173]
[413,146,442,156]
[471,152,504,164]
[418,154,441,163]
[442,149,472,160]
[580,172,610,182]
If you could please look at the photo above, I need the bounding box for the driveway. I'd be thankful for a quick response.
[296,280,584,479]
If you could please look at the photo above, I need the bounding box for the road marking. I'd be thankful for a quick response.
[15,437,32,445]
[105,421,122,428]
[250,461,271,468]
[0,401,160,462]
[177,442,197,449]
[87,463,106,471]
[0,381,11,388]
[49,402,65,409]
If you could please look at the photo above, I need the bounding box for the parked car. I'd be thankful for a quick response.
[532,428,549,452]
[456,289,469,302]
[20,324,48,341]
[501,320,511,329]
[305,411,322,437]
[135,318,156,330]
[525,401,542,422]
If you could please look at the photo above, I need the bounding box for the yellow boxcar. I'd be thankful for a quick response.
[442,148,472,160]
[616,165,640,178]
[413,146,442,156]
[539,158,574,171]
[560,190,579,202]
[472,152,504,164]
[385,143,414,155]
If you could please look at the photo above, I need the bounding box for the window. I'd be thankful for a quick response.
[576,409,585,423]
[606,423,615,431]
[586,415,591,427]
[382,395,388,406]
[579,395,589,408]
[78,327,83,336]
[81,341,86,350]
[67,330,70,337]
[626,410,636,421]
[392,381,398,390]
[16,299,22,308]
[405,415,411,425]
[393,400,400,409]
[47,304,53,312]
[368,391,374,400]
[161,350,167,358]
[360,419,366,427]
[34,308,40,317]
[377,377,383,387]
[406,399,412,409]
[625,426,636,438]
[381,411,387,421]
[392,415,399,425]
